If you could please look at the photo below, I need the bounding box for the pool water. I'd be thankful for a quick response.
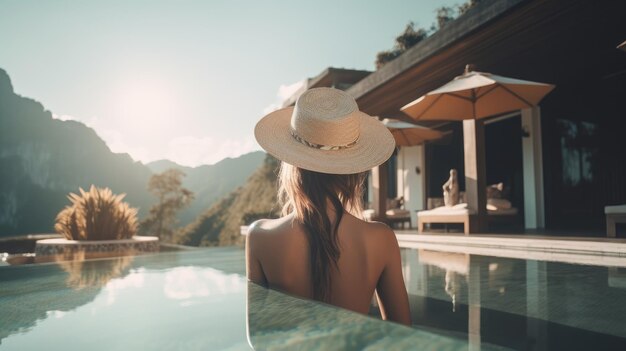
[0,248,475,350]
[1,248,249,350]
[401,248,626,350]
[1,246,625,350]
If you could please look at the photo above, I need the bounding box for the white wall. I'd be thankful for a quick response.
[397,145,426,217]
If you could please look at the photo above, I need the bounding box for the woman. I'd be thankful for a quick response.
[248,87,411,325]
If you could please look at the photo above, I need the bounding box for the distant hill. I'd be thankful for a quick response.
[175,155,281,246]
[146,159,193,174]
[0,68,154,236]
[0,68,263,238]
[146,151,266,226]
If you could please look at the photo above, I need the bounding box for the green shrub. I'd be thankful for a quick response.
[55,185,138,241]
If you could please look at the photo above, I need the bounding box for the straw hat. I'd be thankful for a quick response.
[255,87,395,174]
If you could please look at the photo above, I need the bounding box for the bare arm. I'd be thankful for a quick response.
[375,227,411,325]
[246,223,268,287]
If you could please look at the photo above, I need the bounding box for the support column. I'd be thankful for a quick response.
[371,161,388,221]
[522,107,545,229]
[463,119,487,232]
[468,256,482,351]
[526,260,548,350]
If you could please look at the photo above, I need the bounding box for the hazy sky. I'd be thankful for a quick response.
[0,0,450,167]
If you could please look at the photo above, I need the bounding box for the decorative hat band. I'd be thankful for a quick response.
[290,128,358,151]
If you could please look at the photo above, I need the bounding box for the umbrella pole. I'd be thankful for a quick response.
[401,147,405,201]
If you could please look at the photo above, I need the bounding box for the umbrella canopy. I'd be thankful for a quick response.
[382,118,444,146]
[401,65,555,121]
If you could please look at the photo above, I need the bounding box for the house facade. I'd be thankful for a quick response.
[285,0,626,235]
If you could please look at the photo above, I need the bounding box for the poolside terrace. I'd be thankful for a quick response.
[394,230,626,267]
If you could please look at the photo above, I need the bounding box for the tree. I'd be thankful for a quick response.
[435,6,456,30]
[140,169,194,240]
[458,0,481,16]
[395,22,429,51]
[375,22,429,69]
[375,50,402,69]
[375,0,480,70]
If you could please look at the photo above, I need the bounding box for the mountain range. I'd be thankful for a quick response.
[146,151,265,226]
[0,68,264,238]
[175,154,281,247]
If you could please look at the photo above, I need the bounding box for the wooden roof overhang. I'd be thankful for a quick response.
[308,67,371,90]
[282,67,371,107]
[347,0,625,124]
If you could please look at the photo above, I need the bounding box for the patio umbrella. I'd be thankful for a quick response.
[401,65,555,121]
[382,118,445,146]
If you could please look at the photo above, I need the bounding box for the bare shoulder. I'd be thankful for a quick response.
[361,219,398,246]
[342,213,396,244]
[247,215,294,240]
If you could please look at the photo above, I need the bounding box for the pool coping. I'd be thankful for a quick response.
[395,232,626,267]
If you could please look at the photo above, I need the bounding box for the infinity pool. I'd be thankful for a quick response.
[0,247,474,350]
[1,246,625,350]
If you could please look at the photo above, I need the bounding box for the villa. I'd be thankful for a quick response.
[268,0,626,347]
[285,0,626,237]
[2,0,626,350]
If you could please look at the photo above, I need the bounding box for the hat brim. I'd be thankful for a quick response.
[255,107,396,174]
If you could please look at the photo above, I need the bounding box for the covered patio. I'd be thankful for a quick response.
[347,0,626,235]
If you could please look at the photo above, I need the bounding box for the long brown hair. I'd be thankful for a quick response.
[278,162,366,302]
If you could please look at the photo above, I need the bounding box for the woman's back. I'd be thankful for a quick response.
[249,87,410,325]
[246,212,411,324]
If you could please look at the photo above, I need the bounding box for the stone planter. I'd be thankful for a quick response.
[34,236,159,263]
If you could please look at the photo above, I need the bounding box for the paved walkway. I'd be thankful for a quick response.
[396,230,626,267]
[395,231,626,267]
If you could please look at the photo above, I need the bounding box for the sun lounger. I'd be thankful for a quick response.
[417,203,519,234]
[363,197,412,228]
[605,204,626,238]
[386,208,412,228]
[417,204,474,235]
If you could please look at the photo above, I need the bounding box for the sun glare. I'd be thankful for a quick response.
[113,76,179,133]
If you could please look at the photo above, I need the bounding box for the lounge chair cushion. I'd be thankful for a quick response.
[488,207,518,216]
[419,203,518,217]
[418,204,475,217]
[385,208,410,219]
[605,205,626,214]
[487,198,512,210]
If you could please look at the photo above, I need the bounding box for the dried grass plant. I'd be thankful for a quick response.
[55,185,138,241]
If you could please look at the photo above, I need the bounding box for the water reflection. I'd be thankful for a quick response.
[58,254,134,290]
[246,282,471,350]
[401,248,626,350]
[0,255,128,344]
[0,250,166,345]
[0,248,255,350]
[608,267,626,289]
[163,266,243,302]
[445,270,462,312]
[1,249,250,350]
[416,250,470,312]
